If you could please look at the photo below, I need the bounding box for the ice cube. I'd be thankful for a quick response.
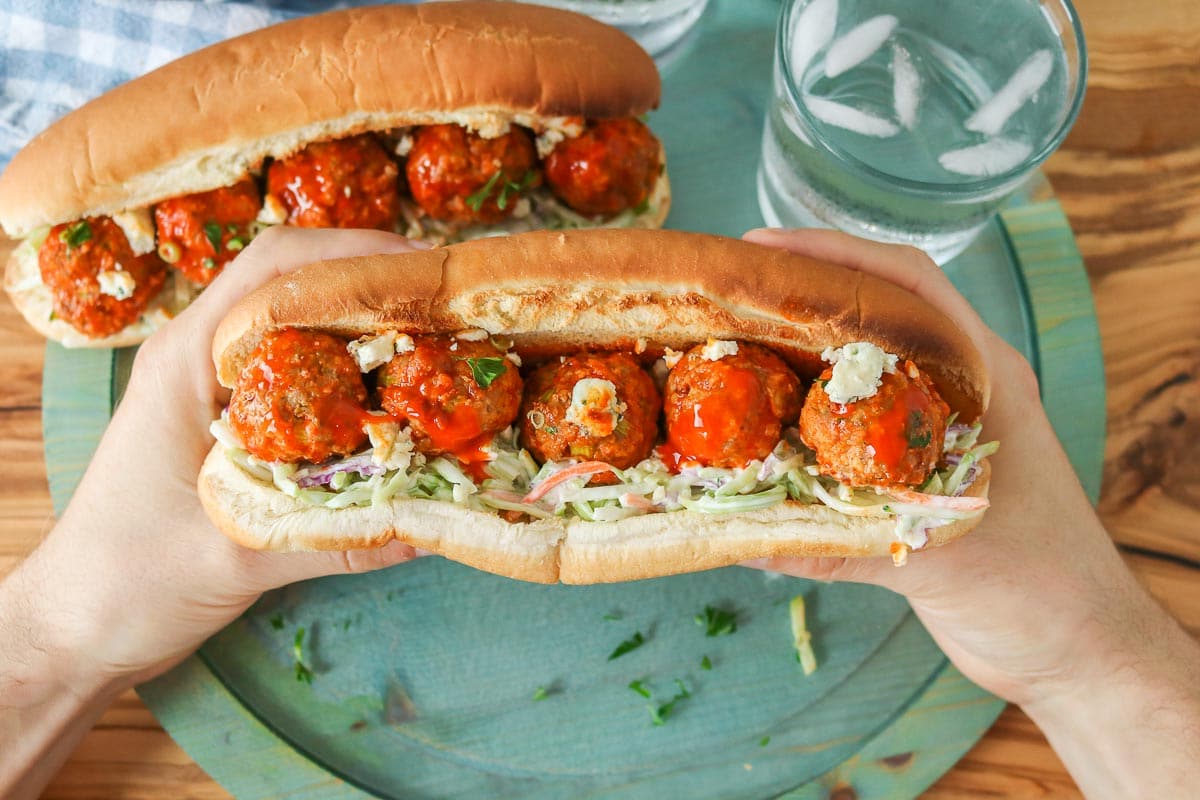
[965,50,1055,136]
[892,44,920,130]
[824,15,898,78]
[789,0,839,77]
[938,138,1033,177]
[804,96,900,137]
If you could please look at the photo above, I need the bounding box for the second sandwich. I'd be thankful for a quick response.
[0,2,668,347]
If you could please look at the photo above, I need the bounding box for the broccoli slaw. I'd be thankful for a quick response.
[210,412,997,552]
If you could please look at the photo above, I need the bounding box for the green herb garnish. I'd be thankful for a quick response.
[701,654,712,671]
[465,171,504,212]
[608,631,646,661]
[695,605,738,637]
[628,679,651,698]
[269,613,285,630]
[465,356,507,388]
[204,221,222,251]
[201,257,216,270]
[59,220,92,250]
[760,736,771,747]
[532,686,549,701]
[603,611,624,621]
[648,680,691,726]
[632,197,651,215]
[497,170,537,210]
[293,627,314,684]
[906,410,931,448]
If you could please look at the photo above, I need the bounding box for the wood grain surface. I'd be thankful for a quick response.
[1,0,1197,795]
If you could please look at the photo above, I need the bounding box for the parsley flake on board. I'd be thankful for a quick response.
[59,220,92,250]
[293,627,314,684]
[701,654,713,671]
[465,357,507,388]
[269,613,284,630]
[647,680,692,727]
[695,605,738,637]
[628,679,651,698]
[607,631,646,661]
[532,686,550,702]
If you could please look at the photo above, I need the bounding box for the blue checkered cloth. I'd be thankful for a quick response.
[0,0,418,173]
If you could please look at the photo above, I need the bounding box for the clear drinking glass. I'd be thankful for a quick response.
[756,0,1087,264]
[516,0,710,62]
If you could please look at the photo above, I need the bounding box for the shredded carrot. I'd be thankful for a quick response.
[522,462,620,504]
[886,488,989,512]
[619,492,657,512]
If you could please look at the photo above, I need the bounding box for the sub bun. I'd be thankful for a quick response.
[0,2,669,347]
[199,229,996,584]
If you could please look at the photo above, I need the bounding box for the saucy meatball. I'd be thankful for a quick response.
[520,352,660,471]
[800,361,950,488]
[38,217,167,339]
[266,134,400,230]
[228,329,369,464]
[154,177,261,285]
[543,118,661,217]
[405,124,538,224]
[664,342,802,469]
[378,335,523,456]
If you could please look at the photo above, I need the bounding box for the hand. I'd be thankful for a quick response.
[12,227,429,693]
[737,228,1160,707]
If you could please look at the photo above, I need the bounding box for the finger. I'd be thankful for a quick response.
[250,540,426,590]
[739,555,894,587]
[742,228,993,355]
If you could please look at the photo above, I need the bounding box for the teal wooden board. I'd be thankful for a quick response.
[40,0,1105,797]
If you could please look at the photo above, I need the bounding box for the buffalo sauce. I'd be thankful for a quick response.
[378,380,493,481]
[834,383,935,474]
[663,365,762,469]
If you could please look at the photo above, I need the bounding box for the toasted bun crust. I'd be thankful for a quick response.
[199,447,989,584]
[0,2,660,237]
[214,229,990,420]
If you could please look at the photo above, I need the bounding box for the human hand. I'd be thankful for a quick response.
[13,227,429,695]
[738,228,1153,708]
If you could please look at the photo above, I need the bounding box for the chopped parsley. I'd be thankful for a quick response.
[607,631,646,661]
[465,169,536,212]
[695,605,738,637]
[603,611,623,621]
[59,220,92,250]
[760,736,771,747]
[701,654,712,671]
[269,613,284,630]
[628,679,651,698]
[204,221,222,251]
[532,686,550,702]
[293,627,314,684]
[906,410,931,449]
[648,680,691,726]
[464,356,507,388]
[632,196,651,215]
[464,172,503,212]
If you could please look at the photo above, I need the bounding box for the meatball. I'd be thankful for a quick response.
[154,177,261,285]
[378,335,523,456]
[228,329,369,464]
[543,118,661,217]
[520,352,660,471]
[266,134,400,230]
[664,342,802,468]
[38,216,167,339]
[405,124,539,224]
[799,361,951,488]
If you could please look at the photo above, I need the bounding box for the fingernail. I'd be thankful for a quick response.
[738,558,772,570]
[406,239,435,250]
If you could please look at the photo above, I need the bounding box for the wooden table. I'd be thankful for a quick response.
[2,0,1197,794]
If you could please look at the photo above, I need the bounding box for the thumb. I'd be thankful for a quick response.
[248,540,426,590]
[740,554,904,589]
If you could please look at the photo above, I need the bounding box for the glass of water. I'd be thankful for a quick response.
[517,0,710,62]
[757,0,1087,264]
